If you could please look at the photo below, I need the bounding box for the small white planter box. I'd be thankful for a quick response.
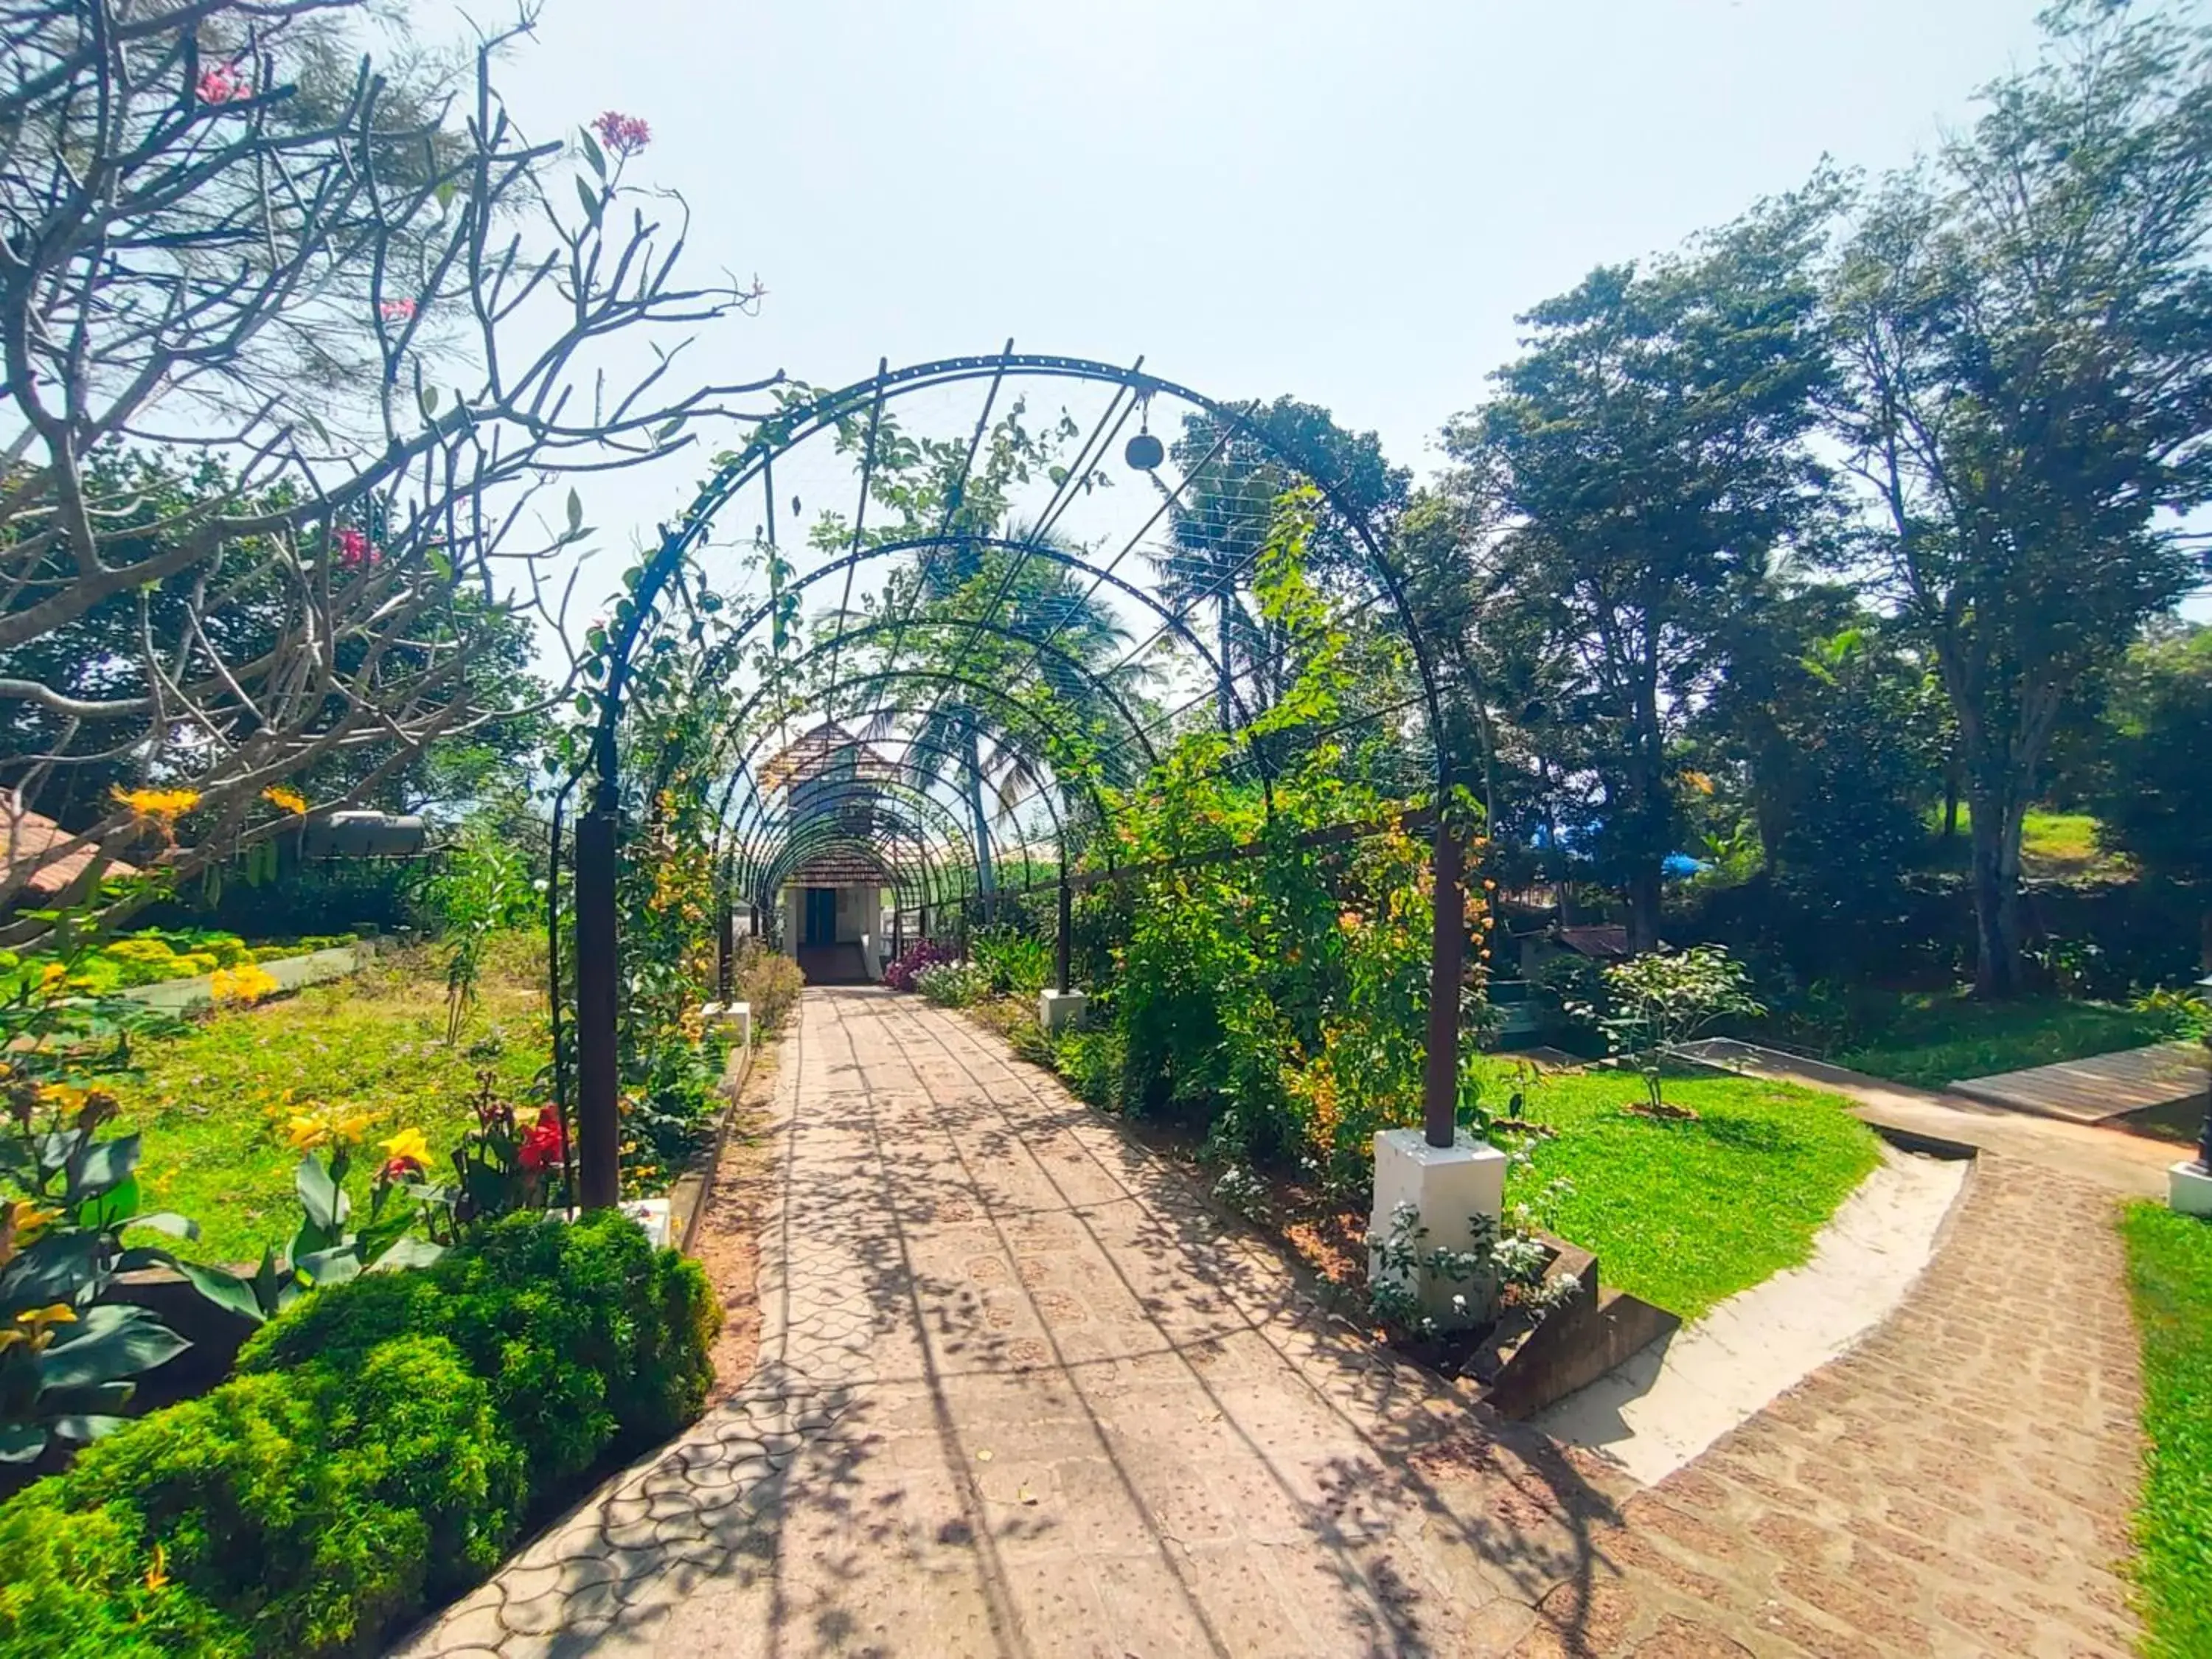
[2170,1161,2212,1219]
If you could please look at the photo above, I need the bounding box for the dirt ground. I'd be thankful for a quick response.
[686,1044,779,1406]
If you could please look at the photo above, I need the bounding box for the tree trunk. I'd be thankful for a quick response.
[1966,778,2028,998]
[1626,860,1663,953]
[962,717,995,919]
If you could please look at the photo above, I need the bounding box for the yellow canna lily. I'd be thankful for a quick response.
[332,1112,376,1146]
[379,1126,432,1168]
[6,1302,78,1352]
[285,1113,331,1150]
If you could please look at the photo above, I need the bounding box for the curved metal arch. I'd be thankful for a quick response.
[593,353,1449,810]
[751,817,930,911]
[716,734,1068,911]
[708,704,1077,880]
[706,663,1126,858]
[724,774,986,914]
[676,532,1262,751]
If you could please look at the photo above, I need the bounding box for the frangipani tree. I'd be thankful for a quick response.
[0,0,773,929]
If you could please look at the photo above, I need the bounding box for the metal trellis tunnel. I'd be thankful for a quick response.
[552,351,1475,1209]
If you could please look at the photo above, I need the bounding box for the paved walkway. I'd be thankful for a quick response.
[395,991,2147,1658]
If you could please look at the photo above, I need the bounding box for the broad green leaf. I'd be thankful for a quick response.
[75,1172,140,1232]
[294,1245,362,1289]
[0,1425,46,1463]
[370,1236,447,1273]
[47,1415,128,1445]
[575,176,602,227]
[127,1211,198,1239]
[40,1305,189,1389]
[293,1151,349,1234]
[74,1133,140,1192]
[175,1259,271,1326]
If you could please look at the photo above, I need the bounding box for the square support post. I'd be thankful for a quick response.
[1057,865,1073,995]
[717,901,734,1001]
[1423,807,1467,1148]
[574,806,622,1211]
[1370,1128,1507,1327]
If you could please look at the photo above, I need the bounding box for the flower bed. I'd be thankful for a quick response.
[0,1209,717,1659]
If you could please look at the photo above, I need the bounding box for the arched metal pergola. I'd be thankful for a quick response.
[560,351,1471,1206]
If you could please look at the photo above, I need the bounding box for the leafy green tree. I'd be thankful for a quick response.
[1695,590,1948,897]
[1159,398,1409,726]
[2091,625,2212,961]
[1444,186,1839,947]
[1826,0,2212,995]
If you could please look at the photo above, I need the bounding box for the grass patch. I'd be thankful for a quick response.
[1923,804,2132,881]
[105,935,549,1265]
[1826,990,2179,1090]
[2120,1202,2212,1659]
[1488,1060,1882,1319]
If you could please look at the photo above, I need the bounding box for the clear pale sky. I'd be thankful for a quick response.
[455,0,2205,618]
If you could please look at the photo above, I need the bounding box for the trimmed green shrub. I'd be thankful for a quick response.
[0,1212,718,1659]
[0,1493,246,1658]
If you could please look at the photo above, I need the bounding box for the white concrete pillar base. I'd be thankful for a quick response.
[1368,1128,1508,1329]
[1038,990,1088,1036]
[2170,1160,2212,1217]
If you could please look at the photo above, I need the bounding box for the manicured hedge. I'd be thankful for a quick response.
[0,1211,718,1659]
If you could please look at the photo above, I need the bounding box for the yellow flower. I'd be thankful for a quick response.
[0,1301,77,1354]
[0,1199,63,1270]
[332,1112,376,1146]
[209,964,281,1007]
[110,786,201,828]
[286,1113,331,1150]
[145,1543,171,1593]
[380,1127,432,1168]
[261,785,309,816]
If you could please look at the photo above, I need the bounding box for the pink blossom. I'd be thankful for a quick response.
[196,63,251,105]
[378,296,419,324]
[590,111,652,159]
[333,528,377,569]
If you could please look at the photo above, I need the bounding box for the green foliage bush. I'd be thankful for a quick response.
[970,927,1052,1000]
[0,1211,717,1659]
[916,961,992,1008]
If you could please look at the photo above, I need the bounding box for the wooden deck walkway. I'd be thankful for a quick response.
[1948,1040,2207,1127]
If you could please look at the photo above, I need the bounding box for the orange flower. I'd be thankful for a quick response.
[262,785,309,815]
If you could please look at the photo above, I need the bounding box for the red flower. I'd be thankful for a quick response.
[519,1106,566,1172]
[378,1155,425,1184]
[378,296,419,324]
[589,111,652,158]
[333,528,378,569]
[197,63,251,105]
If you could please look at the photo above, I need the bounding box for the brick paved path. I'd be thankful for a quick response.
[393,988,2144,1658]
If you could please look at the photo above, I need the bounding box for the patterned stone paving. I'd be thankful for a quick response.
[392,987,2146,1658]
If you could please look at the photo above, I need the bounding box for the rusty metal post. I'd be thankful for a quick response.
[1057,862,1073,995]
[574,801,622,1209]
[1422,799,1467,1149]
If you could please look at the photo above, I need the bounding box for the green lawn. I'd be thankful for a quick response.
[1486,1060,1883,1318]
[1923,804,2132,882]
[107,937,549,1265]
[1827,990,2181,1090]
[2120,1202,2212,1659]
